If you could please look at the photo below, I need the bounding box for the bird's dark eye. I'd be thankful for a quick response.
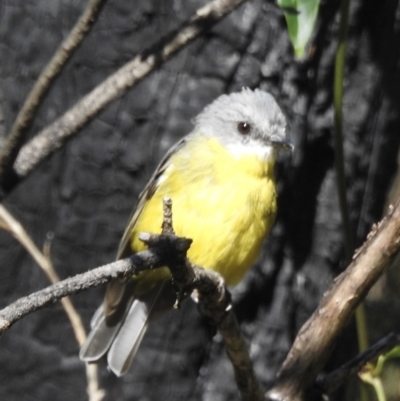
[237,122,251,135]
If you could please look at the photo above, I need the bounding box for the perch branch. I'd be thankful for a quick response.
[266,200,400,401]
[158,197,264,401]
[0,197,262,401]
[11,0,247,186]
[0,0,108,189]
[0,247,164,333]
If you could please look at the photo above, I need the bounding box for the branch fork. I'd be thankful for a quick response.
[0,197,262,401]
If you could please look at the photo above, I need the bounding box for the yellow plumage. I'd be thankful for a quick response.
[131,135,277,286]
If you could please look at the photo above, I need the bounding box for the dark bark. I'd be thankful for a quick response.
[0,0,400,400]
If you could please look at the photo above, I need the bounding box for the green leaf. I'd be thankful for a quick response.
[277,0,321,58]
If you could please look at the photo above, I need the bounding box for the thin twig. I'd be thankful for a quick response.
[0,204,53,273]
[0,0,108,187]
[162,196,174,234]
[0,205,104,401]
[43,239,105,401]
[0,206,86,342]
[266,200,400,401]
[213,302,265,401]
[11,0,247,184]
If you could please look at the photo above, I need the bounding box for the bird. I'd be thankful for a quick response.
[79,87,291,376]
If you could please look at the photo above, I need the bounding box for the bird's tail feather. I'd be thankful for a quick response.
[80,282,166,376]
[79,303,125,362]
[107,282,166,376]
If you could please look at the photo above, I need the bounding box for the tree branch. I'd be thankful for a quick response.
[0,197,263,401]
[0,246,164,333]
[0,0,108,190]
[9,0,247,190]
[266,200,400,401]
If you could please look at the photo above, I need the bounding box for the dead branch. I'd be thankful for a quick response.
[0,197,262,401]
[10,0,247,188]
[159,197,264,401]
[266,201,400,401]
[0,245,164,333]
[0,0,108,188]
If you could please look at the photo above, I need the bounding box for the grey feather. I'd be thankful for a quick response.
[90,304,106,329]
[107,283,166,376]
[79,307,124,362]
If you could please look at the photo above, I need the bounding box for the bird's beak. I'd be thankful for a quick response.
[271,138,294,152]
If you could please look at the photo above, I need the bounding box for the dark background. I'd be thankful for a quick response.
[1,0,400,400]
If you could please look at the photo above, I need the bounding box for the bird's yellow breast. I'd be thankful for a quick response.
[130,136,277,286]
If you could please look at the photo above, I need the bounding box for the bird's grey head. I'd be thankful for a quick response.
[194,88,291,160]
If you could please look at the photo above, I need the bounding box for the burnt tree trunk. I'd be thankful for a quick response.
[0,1,399,400]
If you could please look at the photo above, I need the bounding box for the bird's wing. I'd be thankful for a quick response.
[104,135,190,325]
[116,136,189,259]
